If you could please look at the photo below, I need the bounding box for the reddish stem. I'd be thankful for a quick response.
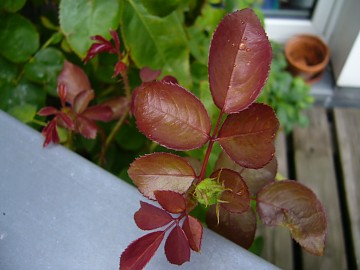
[197,111,224,182]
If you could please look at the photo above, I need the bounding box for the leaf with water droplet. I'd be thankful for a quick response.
[208,9,271,113]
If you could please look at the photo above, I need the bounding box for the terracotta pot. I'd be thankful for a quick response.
[285,34,330,84]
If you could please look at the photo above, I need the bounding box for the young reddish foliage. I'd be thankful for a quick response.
[154,190,186,214]
[215,149,277,195]
[211,169,250,213]
[206,206,257,249]
[182,215,203,252]
[72,90,113,139]
[208,8,272,113]
[84,29,127,78]
[120,191,203,269]
[128,153,196,200]
[132,81,211,150]
[101,96,130,121]
[122,8,327,269]
[58,61,92,105]
[139,67,162,82]
[257,180,327,256]
[217,103,279,169]
[38,85,74,147]
[38,62,113,146]
[134,201,173,230]
[120,231,165,270]
[165,225,191,265]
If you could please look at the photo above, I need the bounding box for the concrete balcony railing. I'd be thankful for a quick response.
[0,110,278,270]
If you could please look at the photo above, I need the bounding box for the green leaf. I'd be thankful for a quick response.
[0,0,26,12]
[0,55,17,83]
[115,121,146,151]
[0,13,39,63]
[59,0,120,59]
[24,48,65,96]
[121,0,191,88]
[140,0,183,17]
[8,103,37,123]
[0,79,46,111]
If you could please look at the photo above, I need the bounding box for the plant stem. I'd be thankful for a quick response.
[98,69,131,166]
[31,119,47,126]
[197,111,224,182]
[98,105,130,166]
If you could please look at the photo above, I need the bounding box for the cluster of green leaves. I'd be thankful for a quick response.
[258,41,314,133]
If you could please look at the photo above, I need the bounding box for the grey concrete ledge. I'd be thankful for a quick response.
[0,110,279,270]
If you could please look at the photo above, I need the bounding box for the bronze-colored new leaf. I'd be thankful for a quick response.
[208,9,272,113]
[165,225,191,265]
[217,103,279,169]
[120,231,165,270]
[134,201,173,230]
[211,169,250,213]
[257,180,327,256]
[58,60,92,105]
[128,153,196,200]
[133,81,211,150]
[154,190,186,214]
[215,151,277,195]
[182,215,203,252]
[206,206,257,249]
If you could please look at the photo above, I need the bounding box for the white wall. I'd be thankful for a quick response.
[329,0,360,88]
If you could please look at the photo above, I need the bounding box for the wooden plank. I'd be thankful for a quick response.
[334,108,360,269]
[293,107,347,269]
[260,130,294,270]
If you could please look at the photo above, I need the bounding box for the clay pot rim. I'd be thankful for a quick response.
[284,34,330,73]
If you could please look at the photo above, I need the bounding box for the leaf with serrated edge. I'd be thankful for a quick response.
[217,103,279,169]
[182,215,203,252]
[215,151,277,195]
[165,225,190,265]
[257,180,327,256]
[206,206,256,249]
[208,9,271,113]
[128,153,196,200]
[133,81,211,150]
[120,231,164,270]
[211,169,250,213]
[134,201,173,230]
[154,190,186,214]
[120,0,191,88]
[59,0,120,58]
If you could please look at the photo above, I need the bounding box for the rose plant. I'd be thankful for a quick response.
[119,9,327,270]
[0,1,326,269]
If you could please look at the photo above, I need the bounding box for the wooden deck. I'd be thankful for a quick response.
[259,107,360,270]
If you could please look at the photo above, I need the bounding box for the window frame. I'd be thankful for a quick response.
[264,0,339,43]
